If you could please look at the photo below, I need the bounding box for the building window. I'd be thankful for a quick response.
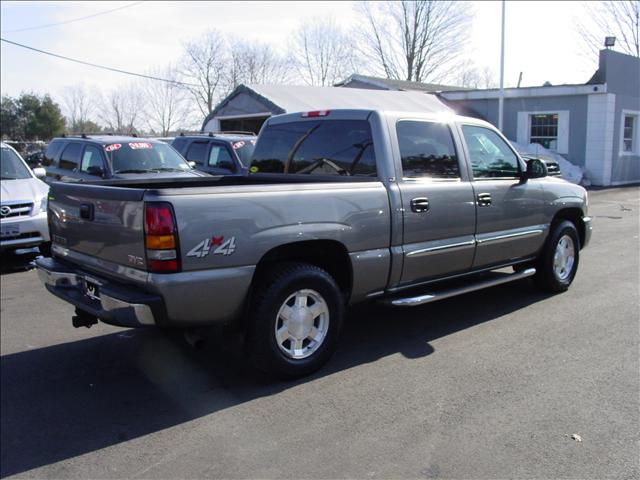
[529,113,558,150]
[620,111,640,156]
[623,115,635,152]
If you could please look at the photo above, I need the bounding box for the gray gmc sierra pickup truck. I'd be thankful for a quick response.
[37,108,592,377]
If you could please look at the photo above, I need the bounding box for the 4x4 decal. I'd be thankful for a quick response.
[187,236,236,258]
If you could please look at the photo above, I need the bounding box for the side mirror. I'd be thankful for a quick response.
[32,167,46,179]
[188,161,196,168]
[86,166,105,177]
[523,158,547,181]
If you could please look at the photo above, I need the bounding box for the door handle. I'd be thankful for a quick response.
[79,203,94,221]
[477,193,492,206]
[411,197,430,212]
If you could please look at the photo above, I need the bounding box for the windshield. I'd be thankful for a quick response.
[231,139,256,167]
[250,120,376,176]
[1,147,32,180]
[104,142,191,174]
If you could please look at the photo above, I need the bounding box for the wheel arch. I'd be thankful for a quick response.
[252,239,353,296]
[551,207,586,248]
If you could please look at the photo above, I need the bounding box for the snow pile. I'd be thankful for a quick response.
[510,141,587,186]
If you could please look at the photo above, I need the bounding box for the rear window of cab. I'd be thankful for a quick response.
[250,120,377,177]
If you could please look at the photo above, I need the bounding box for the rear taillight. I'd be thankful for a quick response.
[144,202,179,273]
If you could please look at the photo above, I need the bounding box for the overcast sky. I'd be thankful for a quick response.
[1,1,604,102]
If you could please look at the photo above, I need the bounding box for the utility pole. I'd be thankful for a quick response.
[498,0,505,131]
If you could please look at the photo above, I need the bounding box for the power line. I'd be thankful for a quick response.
[3,2,145,33]
[0,38,197,87]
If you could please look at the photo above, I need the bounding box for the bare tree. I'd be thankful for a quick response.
[290,17,358,86]
[98,83,143,134]
[181,29,227,117]
[357,0,472,83]
[62,84,97,133]
[141,66,192,136]
[226,39,292,90]
[450,60,497,89]
[577,0,640,58]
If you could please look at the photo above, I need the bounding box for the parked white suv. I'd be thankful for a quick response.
[1,142,50,255]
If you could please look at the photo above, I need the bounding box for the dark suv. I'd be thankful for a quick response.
[170,132,256,176]
[42,135,207,182]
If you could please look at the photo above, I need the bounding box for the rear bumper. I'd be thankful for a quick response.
[582,216,593,248]
[0,212,50,251]
[36,257,166,328]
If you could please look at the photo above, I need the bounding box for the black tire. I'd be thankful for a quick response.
[245,262,345,379]
[38,242,52,257]
[534,220,580,293]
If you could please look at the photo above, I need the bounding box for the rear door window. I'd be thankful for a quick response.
[250,120,377,177]
[59,143,82,171]
[171,137,188,154]
[185,141,208,165]
[43,139,64,166]
[396,121,460,179]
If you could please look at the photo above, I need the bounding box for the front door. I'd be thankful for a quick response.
[397,120,476,285]
[460,124,547,268]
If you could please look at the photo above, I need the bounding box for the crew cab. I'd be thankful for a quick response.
[170,132,255,176]
[42,135,208,182]
[36,107,592,378]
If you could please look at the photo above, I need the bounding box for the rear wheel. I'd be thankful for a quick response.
[245,263,344,378]
[534,220,580,292]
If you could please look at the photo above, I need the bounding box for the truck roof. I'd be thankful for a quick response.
[267,109,494,130]
[53,135,166,145]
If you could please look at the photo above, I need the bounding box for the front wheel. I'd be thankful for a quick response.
[245,263,344,378]
[534,220,580,292]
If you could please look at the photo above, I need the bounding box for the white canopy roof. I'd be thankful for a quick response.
[243,84,453,114]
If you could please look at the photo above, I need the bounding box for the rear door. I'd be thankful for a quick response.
[460,124,546,268]
[184,140,208,168]
[396,120,476,285]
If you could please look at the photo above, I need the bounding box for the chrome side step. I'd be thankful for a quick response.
[384,268,536,307]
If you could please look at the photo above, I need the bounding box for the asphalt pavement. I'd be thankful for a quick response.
[1,186,638,479]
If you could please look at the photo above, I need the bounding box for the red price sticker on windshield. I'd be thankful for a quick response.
[232,141,245,150]
[129,142,153,150]
[104,143,122,152]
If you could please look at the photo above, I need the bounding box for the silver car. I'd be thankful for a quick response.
[1,142,50,254]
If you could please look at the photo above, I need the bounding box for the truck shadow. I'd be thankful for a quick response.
[0,281,550,478]
[0,249,40,276]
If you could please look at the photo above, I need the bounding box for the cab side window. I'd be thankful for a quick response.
[59,143,82,171]
[185,141,208,165]
[462,125,520,179]
[396,121,460,179]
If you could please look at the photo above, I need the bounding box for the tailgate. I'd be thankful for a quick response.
[48,182,147,268]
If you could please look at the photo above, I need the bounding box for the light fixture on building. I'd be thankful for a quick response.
[605,36,616,48]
